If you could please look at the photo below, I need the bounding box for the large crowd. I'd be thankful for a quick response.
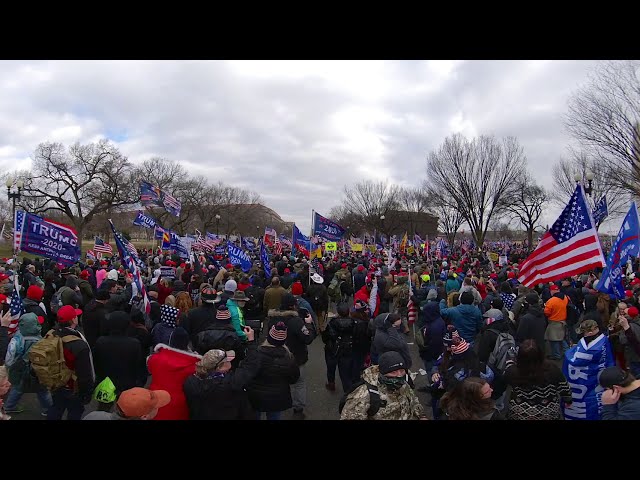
[0,242,638,420]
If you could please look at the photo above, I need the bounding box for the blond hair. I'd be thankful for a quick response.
[174,291,193,313]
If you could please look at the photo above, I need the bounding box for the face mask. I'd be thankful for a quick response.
[378,374,405,391]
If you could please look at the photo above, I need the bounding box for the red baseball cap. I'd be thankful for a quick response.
[550,284,559,292]
[80,270,90,279]
[625,290,634,298]
[341,263,347,268]
[507,271,515,279]
[57,305,83,323]
[631,278,640,286]
[0,273,10,282]
[627,306,639,318]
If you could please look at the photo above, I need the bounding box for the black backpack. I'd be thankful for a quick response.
[566,299,579,327]
[338,380,386,418]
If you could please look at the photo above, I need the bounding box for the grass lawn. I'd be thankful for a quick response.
[0,239,160,262]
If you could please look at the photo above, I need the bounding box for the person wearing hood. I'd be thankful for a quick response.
[59,275,84,308]
[516,292,547,350]
[2,312,52,416]
[477,307,511,409]
[147,328,201,420]
[78,270,94,307]
[340,351,427,420]
[151,305,183,349]
[439,291,483,344]
[266,293,316,418]
[227,290,249,342]
[418,295,446,376]
[562,320,614,420]
[445,272,459,294]
[371,312,412,369]
[22,285,48,336]
[544,284,569,360]
[93,311,144,394]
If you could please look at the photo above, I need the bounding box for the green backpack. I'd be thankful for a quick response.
[328,276,344,302]
[29,330,78,391]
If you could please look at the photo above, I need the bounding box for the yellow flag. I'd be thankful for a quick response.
[488,252,499,262]
[367,245,377,253]
[350,242,363,252]
[407,246,415,254]
[325,242,337,251]
[310,246,322,259]
[399,232,408,252]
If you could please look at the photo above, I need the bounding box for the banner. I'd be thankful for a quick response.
[140,180,182,217]
[159,266,176,279]
[261,242,271,277]
[597,202,640,299]
[14,210,80,266]
[243,237,256,250]
[350,242,364,252]
[324,241,337,251]
[499,255,508,266]
[313,211,346,242]
[228,244,252,273]
[133,210,157,229]
[293,224,311,257]
[488,252,499,262]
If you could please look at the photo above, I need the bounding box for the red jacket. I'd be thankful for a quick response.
[354,286,380,318]
[147,345,200,420]
[157,284,173,305]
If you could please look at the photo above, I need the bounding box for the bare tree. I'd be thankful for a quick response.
[21,141,138,240]
[564,60,640,198]
[502,173,547,248]
[425,133,526,245]
[340,180,402,237]
[430,188,465,246]
[552,150,630,226]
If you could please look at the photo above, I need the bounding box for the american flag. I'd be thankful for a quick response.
[8,275,23,335]
[518,184,605,287]
[124,238,138,257]
[86,249,96,260]
[273,239,283,255]
[14,210,24,252]
[94,237,113,255]
[278,235,292,249]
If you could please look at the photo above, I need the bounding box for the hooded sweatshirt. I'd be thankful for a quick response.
[4,313,42,368]
[147,344,201,420]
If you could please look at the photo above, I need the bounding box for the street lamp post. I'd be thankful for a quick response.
[215,214,221,236]
[6,177,23,255]
[574,171,595,196]
[6,177,23,223]
[380,215,386,246]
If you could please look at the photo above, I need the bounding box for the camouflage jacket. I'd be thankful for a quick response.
[340,365,426,420]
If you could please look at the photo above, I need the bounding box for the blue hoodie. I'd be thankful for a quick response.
[439,299,483,343]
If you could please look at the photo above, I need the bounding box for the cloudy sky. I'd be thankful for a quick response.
[0,60,612,233]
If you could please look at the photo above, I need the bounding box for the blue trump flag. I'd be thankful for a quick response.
[168,231,189,259]
[597,202,640,299]
[261,242,271,277]
[243,237,256,251]
[228,244,252,273]
[293,224,311,256]
[15,210,80,266]
[592,196,608,226]
[313,211,346,242]
[133,210,157,229]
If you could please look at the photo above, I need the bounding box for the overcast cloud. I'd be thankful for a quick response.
[0,60,610,233]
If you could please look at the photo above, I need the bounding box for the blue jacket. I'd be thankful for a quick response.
[601,387,640,420]
[439,300,483,343]
[445,278,459,294]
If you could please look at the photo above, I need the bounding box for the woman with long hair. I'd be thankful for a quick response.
[504,339,572,420]
[441,377,503,420]
[174,291,193,321]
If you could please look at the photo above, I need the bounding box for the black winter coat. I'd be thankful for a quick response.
[82,300,108,350]
[244,285,266,320]
[351,312,372,353]
[184,372,255,420]
[322,316,354,357]
[421,302,446,362]
[266,310,316,365]
[371,321,413,369]
[247,345,299,412]
[306,283,329,312]
[194,321,244,358]
[516,304,547,351]
[182,304,218,343]
[353,273,366,293]
[93,334,144,393]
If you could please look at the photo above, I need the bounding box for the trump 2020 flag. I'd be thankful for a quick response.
[133,210,157,229]
[597,202,640,299]
[228,243,252,273]
[313,211,346,242]
[518,184,605,287]
[261,242,271,278]
[592,196,608,226]
[15,210,80,266]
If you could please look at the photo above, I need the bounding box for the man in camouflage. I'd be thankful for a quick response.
[340,351,427,420]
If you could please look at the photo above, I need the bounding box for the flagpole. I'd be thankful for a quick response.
[310,209,315,286]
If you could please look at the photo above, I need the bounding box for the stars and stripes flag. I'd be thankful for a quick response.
[517,184,605,287]
[273,239,283,255]
[14,210,24,252]
[94,236,113,255]
[109,219,150,315]
[278,235,292,249]
[86,249,96,260]
[407,267,417,325]
[264,226,277,246]
[8,275,24,335]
